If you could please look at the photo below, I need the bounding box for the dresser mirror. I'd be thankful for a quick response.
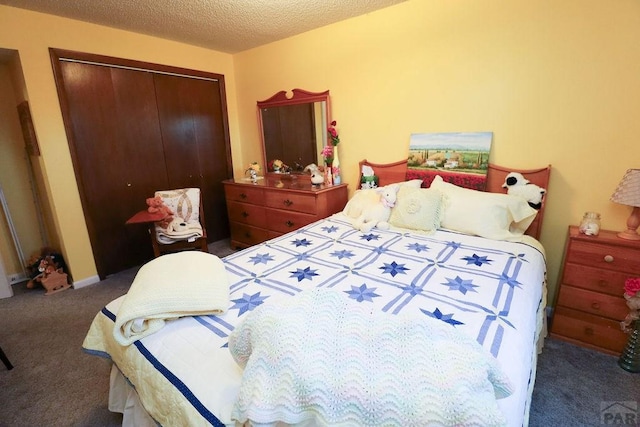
[258,89,330,175]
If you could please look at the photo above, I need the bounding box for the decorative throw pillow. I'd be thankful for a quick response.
[389,186,442,232]
[155,188,200,223]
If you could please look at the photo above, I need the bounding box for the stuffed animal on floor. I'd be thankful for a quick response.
[146,196,173,228]
[349,185,399,233]
[502,172,546,210]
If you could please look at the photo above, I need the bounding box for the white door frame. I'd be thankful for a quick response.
[0,255,13,299]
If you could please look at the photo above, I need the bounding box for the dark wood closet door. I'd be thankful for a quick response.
[58,61,169,276]
[154,74,230,241]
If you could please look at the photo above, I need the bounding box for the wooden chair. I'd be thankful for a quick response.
[149,188,208,258]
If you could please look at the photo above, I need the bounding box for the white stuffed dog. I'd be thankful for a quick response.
[502,172,546,210]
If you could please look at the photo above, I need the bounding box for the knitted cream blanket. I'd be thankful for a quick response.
[113,251,229,346]
[229,288,513,427]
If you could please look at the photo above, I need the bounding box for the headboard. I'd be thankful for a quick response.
[357,159,551,240]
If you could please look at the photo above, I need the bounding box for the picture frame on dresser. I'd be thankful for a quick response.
[550,225,640,355]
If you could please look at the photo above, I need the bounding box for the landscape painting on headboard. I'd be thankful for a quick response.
[406,132,493,190]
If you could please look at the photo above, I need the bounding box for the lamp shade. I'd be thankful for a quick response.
[610,169,640,207]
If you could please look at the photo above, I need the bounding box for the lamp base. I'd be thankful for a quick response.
[618,230,640,240]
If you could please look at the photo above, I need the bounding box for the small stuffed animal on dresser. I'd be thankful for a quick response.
[502,172,546,210]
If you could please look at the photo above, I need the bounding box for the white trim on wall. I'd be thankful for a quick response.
[0,255,13,299]
[72,274,100,290]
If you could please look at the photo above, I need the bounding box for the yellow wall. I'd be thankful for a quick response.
[0,5,240,282]
[234,0,640,302]
[1,1,639,303]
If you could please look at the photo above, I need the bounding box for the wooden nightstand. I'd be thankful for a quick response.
[550,225,640,355]
[223,178,348,249]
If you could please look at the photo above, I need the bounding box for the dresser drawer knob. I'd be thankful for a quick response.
[283,199,293,206]
[603,255,614,263]
[584,327,594,336]
[241,211,249,218]
[590,302,601,310]
[244,232,251,238]
[286,220,294,227]
[240,193,247,199]
[597,280,608,288]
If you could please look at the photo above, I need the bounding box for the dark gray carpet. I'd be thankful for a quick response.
[0,239,638,426]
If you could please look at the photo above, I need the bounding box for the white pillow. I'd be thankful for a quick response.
[430,176,537,241]
[389,187,442,233]
[343,180,423,219]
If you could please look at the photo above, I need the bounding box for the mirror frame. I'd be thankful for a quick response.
[257,89,331,176]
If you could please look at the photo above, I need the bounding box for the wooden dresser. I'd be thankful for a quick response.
[223,178,348,249]
[550,225,640,355]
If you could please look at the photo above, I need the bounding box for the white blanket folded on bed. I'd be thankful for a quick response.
[113,251,229,346]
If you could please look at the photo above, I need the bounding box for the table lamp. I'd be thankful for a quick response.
[610,168,640,240]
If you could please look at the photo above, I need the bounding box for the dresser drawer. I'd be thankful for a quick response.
[227,201,267,228]
[264,190,317,214]
[229,222,268,247]
[551,306,628,354]
[224,185,265,205]
[556,285,628,320]
[266,208,316,233]
[562,262,631,297]
[566,240,640,273]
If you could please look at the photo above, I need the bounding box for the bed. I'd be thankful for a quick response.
[83,160,551,427]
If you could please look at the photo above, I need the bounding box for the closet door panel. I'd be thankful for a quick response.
[154,74,230,240]
[59,61,168,276]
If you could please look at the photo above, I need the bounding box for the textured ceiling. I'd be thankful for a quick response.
[0,0,406,53]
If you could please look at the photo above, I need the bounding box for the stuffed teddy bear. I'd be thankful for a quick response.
[502,172,546,210]
[349,185,399,233]
[146,196,173,228]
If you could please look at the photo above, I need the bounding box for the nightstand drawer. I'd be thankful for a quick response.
[227,201,267,228]
[551,306,628,354]
[556,286,628,320]
[264,190,317,214]
[562,263,630,296]
[566,240,640,273]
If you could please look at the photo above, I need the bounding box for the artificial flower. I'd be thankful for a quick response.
[624,277,640,297]
[321,144,334,165]
[328,120,340,146]
[246,162,260,174]
[621,277,640,333]
[268,159,290,173]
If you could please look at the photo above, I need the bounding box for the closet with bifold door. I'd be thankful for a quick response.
[50,49,232,279]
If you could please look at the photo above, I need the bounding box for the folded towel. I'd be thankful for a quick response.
[113,251,229,346]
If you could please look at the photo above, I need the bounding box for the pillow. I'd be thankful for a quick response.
[388,186,442,232]
[430,175,537,241]
[343,179,423,219]
[155,188,200,222]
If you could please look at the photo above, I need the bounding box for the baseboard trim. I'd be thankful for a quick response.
[73,275,100,289]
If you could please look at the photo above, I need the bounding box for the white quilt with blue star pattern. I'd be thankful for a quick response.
[83,213,546,427]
